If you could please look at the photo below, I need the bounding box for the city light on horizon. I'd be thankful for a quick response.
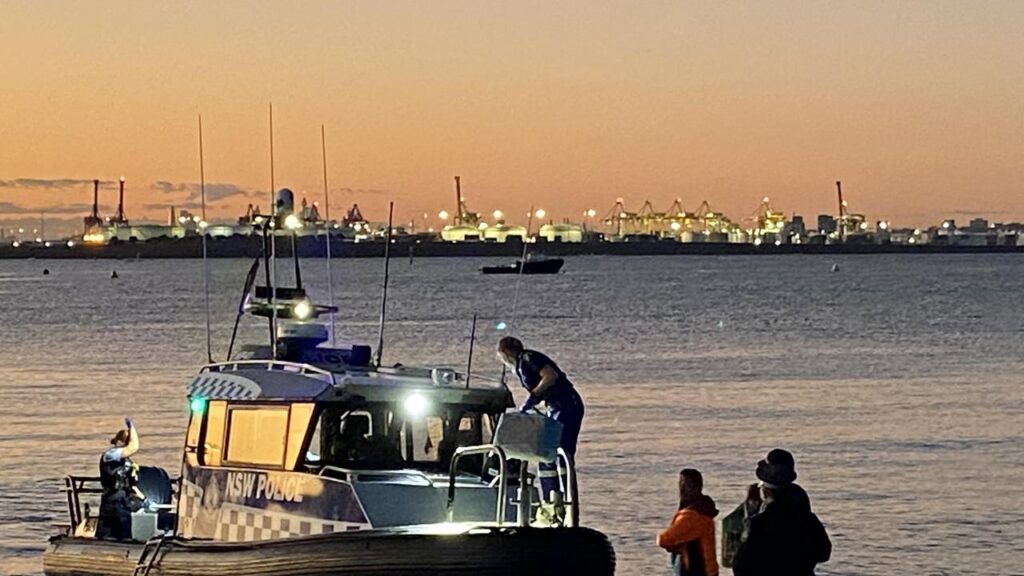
[2,3,1024,236]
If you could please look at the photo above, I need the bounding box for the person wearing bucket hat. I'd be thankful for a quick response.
[756,448,797,487]
[732,448,831,576]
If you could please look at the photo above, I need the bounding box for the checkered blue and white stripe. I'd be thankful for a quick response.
[216,504,368,542]
[188,373,261,400]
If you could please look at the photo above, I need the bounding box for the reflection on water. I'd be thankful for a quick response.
[1,255,1022,575]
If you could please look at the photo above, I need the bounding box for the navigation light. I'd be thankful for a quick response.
[404,393,429,418]
[190,396,207,414]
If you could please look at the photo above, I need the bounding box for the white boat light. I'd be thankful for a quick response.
[404,393,429,417]
[284,214,302,230]
[293,298,313,320]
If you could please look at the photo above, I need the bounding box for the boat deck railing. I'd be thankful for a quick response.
[446,444,579,528]
[201,360,335,382]
[318,466,437,486]
[447,445,508,525]
[60,474,181,536]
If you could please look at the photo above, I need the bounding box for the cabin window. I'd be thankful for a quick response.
[202,400,228,466]
[401,416,445,463]
[312,405,498,472]
[184,409,203,467]
[224,405,289,468]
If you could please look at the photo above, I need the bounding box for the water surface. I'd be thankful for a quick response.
[1,255,1022,575]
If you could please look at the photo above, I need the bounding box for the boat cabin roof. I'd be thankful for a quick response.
[188,360,512,412]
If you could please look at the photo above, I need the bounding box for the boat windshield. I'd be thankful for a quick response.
[306,403,496,473]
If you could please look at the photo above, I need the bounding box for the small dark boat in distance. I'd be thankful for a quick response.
[481,257,564,275]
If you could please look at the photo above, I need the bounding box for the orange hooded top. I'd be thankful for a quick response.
[657,494,719,576]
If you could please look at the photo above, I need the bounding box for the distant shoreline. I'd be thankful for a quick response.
[2,236,1023,259]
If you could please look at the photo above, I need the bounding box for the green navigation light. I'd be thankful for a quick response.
[189,396,207,414]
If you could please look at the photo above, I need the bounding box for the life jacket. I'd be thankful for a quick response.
[99,451,139,497]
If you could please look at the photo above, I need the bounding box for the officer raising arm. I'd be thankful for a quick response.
[96,418,147,539]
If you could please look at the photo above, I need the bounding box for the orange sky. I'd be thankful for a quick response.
[2,1,1023,236]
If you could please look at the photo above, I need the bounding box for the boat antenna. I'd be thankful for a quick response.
[373,201,394,367]
[198,114,213,363]
[321,124,336,345]
[498,206,535,389]
[506,205,535,332]
[269,102,278,358]
[226,257,261,360]
[465,313,478,389]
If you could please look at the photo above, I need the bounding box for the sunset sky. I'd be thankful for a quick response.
[2,1,1023,236]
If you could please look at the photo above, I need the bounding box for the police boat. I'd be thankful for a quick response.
[43,190,615,576]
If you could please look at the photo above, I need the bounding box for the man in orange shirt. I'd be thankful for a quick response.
[657,468,720,576]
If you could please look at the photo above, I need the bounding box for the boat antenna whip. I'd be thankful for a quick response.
[465,313,477,388]
[268,103,278,358]
[373,201,395,367]
[499,206,535,389]
[506,206,535,333]
[321,124,336,345]
[226,257,261,360]
[198,114,213,363]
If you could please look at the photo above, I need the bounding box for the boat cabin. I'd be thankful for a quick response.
[175,358,518,541]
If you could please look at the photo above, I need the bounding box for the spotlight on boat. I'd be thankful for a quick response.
[284,214,302,230]
[404,393,429,418]
[292,297,313,320]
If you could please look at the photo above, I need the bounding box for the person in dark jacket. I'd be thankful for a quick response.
[732,449,831,576]
[497,336,585,503]
[657,468,720,576]
[96,418,148,539]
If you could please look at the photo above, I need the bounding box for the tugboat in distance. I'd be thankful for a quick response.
[480,255,565,275]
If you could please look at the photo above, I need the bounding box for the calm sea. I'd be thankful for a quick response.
[1,255,1022,575]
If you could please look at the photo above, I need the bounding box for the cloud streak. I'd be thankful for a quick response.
[0,178,117,190]
[0,201,95,215]
[152,181,254,202]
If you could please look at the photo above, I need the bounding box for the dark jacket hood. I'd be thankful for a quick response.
[681,493,719,519]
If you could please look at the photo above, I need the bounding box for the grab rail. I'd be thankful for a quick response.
[554,447,579,528]
[446,445,507,525]
[61,474,181,535]
[318,466,435,486]
[201,360,334,382]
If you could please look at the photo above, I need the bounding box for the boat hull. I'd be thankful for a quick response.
[480,258,564,275]
[43,526,615,576]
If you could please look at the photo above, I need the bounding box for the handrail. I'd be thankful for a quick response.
[318,465,435,486]
[200,360,335,382]
[62,474,183,533]
[447,444,506,525]
[554,447,579,528]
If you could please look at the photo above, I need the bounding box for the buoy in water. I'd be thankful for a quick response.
[43,269,50,275]
[111,270,119,279]
[831,264,840,273]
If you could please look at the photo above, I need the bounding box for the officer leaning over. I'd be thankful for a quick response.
[497,336,586,504]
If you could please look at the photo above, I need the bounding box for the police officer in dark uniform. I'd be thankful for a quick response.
[497,336,585,504]
[96,418,148,539]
